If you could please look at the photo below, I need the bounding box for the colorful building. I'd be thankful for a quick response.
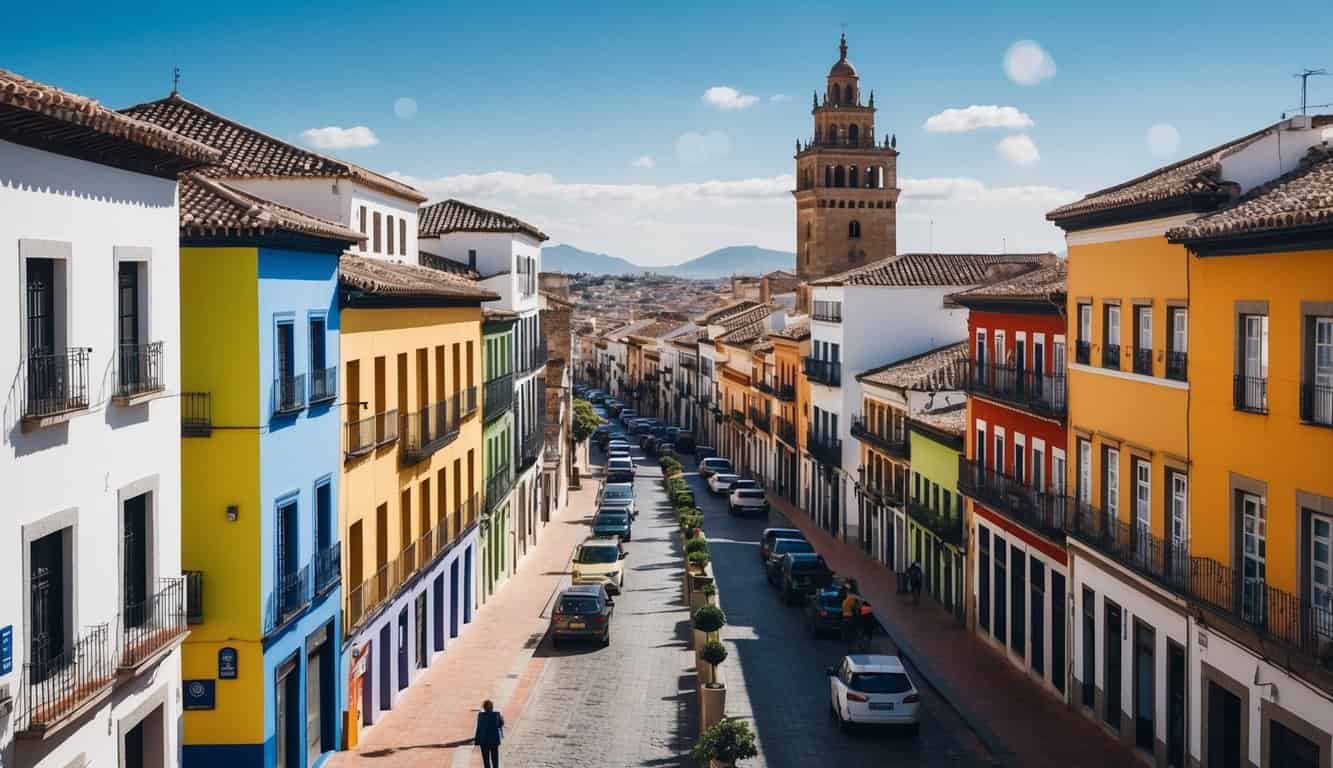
[769,319,810,507]
[176,175,363,766]
[481,311,517,600]
[908,409,968,621]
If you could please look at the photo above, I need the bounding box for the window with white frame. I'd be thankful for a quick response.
[1104,447,1120,524]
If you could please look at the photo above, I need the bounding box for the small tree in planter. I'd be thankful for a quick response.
[691,718,759,767]
[693,603,726,636]
[684,537,709,556]
[700,639,728,685]
[687,550,711,572]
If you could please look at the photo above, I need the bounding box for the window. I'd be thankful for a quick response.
[1104,304,1121,369]
[1304,315,1332,425]
[975,423,987,470]
[1104,447,1120,525]
[1312,513,1332,642]
[315,481,333,551]
[993,535,1007,643]
[467,249,477,270]
[993,429,1005,475]
[1081,587,1096,709]
[1240,492,1267,623]
[1133,459,1151,563]
[1014,435,1026,484]
[978,526,991,631]
[1032,441,1046,493]
[399,217,408,256]
[975,329,987,381]
[848,220,861,239]
[1052,448,1067,497]
[387,215,395,254]
[373,212,382,252]
[358,206,367,251]
[1052,572,1066,693]
[1134,305,1153,376]
[1077,439,1091,505]
[1169,472,1188,553]
[1104,599,1123,730]
[1237,313,1269,412]
[994,330,1007,369]
[1167,308,1188,381]
[1010,545,1025,655]
[1077,304,1092,364]
[1031,559,1045,677]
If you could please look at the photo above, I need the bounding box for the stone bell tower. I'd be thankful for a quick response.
[793,33,901,281]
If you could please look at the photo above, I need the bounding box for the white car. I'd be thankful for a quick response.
[707,472,740,494]
[827,654,920,734]
[728,487,769,515]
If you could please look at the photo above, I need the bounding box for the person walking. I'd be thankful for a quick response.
[840,585,858,648]
[908,561,924,606]
[856,597,876,651]
[474,699,505,768]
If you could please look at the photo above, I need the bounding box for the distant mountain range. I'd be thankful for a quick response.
[541,243,795,279]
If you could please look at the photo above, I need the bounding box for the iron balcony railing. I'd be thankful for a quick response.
[1075,340,1091,365]
[906,500,964,547]
[850,414,910,460]
[346,562,389,631]
[523,342,549,375]
[181,392,212,437]
[776,416,798,446]
[1166,351,1188,382]
[957,456,1069,541]
[15,623,115,736]
[485,373,514,421]
[749,407,771,433]
[118,577,187,669]
[806,428,842,466]
[812,301,843,323]
[313,542,341,596]
[802,356,841,387]
[460,385,479,420]
[485,463,514,514]
[457,493,480,537]
[520,426,543,469]
[265,564,310,636]
[185,570,204,624]
[23,348,92,420]
[1234,375,1268,414]
[730,408,746,424]
[309,365,337,405]
[858,467,904,508]
[115,341,164,400]
[1132,347,1153,376]
[1102,343,1121,370]
[756,380,796,401]
[965,361,1067,417]
[345,409,398,458]
[272,373,306,416]
[1302,383,1333,426]
[1067,504,1189,592]
[401,399,463,465]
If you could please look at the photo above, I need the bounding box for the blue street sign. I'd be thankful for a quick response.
[0,625,12,676]
[183,679,215,710]
[218,647,238,680]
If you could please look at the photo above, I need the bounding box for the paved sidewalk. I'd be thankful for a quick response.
[330,445,599,768]
[768,494,1139,768]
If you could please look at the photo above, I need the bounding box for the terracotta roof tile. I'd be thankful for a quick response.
[716,304,771,333]
[811,253,1050,287]
[910,406,966,438]
[418,250,481,279]
[948,261,1067,305]
[121,94,427,202]
[857,341,968,391]
[419,199,547,241]
[769,318,811,340]
[698,299,761,324]
[340,254,498,302]
[180,174,365,242]
[0,69,221,168]
[719,319,766,345]
[1168,146,1333,242]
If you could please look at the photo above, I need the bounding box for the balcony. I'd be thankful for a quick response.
[776,416,798,446]
[264,564,310,636]
[749,407,771,433]
[22,347,91,427]
[906,500,964,547]
[1302,383,1333,427]
[806,428,842,467]
[345,409,398,458]
[850,414,910,460]
[460,385,479,420]
[1234,375,1268,414]
[858,468,903,508]
[181,392,212,437]
[456,493,480,537]
[272,373,306,416]
[1102,343,1121,370]
[118,577,187,670]
[309,365,337,405]
[114,341,164,403]
[802,356,841,387]
[681,357,697,371]
[1068,504,1189,592]
[521,342,549,375]
[957,457,1068,541]
[730,408,746,424]
[485,463,514,514]
[346,564,389,630]
[313,542,341,596]
[1075,340,1091,366]
[756,380,796,401]
[485,374,514,422]
[401,400,463,465]
[1132,347,1153,376]
[185,570,204,624]
[966,362,1067,418]
[813,301,843,323]
[1166,351,1188,382]
[520,426,543,469]
[15,623,115,737]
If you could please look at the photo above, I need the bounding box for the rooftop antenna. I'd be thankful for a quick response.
[171,65,181,96]
[1294,68,1328,115]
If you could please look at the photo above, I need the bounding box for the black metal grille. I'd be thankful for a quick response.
[1132,347,1153,376]
[181,392,212,437]
[309,365,337,404]
[116,342,164,399]
[272,373,306,415]
[24,348,91,419]
[1233,375,1268,414]
[484,374,514,421]
[119,577,186,668]
[1102,344,1121,370]
[851,414,910,459]
[1302,383,1333,426]
[802,356,841,386]
[16,623,114,735]
[1165,351,1188,382]
[965,362,1067,417]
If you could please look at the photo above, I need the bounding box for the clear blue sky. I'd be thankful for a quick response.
[6,0,1330,263]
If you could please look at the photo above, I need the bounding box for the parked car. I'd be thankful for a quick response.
[550,584,614,648]
[607,457,635,483]
[675,431,696,454]
[591,392,607,405]
[698,457,733,479]
[591,425,611,445]
[693,444,716,462]
[778,552,833,604]
[707,472,740,494]
[607,401,624,417]
[642,435,660,455]
[760,528,806,562]
[597,482,636,518]
[764,538,816,583]
[664,427,680,446]
[630,419,657,436]
[571,537,628,594]
[805,585,846,636]
[728,487,770,516]
[592,509,632,540]
[730,478,759,493]
[608,446,632,462]
[619,409,638,425]
[827,655,920,734]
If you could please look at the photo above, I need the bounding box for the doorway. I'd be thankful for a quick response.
[450,559,461,638]
[275,659,300,768]
[306,645,323,767]
[1132,621,1155,753]
[1104,601,1122,731]
[1167,641,1185,767]
[1206,682,1241,768]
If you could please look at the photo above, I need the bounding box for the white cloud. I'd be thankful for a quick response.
[1004,41,1056,86]
[675,130,732,165]
[702,86,759,110]
[996,134,1041,166]
[390,169,1078,266]
[924,105,1035,133]
[301,126,379,149]
[393,97,418,119]
[631,155,657,169]
[769,93,791,103]
[1147,123,1181,157]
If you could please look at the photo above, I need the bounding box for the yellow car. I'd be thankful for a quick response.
[571,537,628,594]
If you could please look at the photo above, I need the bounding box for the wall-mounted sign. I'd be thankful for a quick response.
[0,625,12,676]
[217,647,238,680]
[183,679,215,710]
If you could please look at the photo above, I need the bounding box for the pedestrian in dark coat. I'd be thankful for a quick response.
[474,699,505,768]
[909,561,924,606]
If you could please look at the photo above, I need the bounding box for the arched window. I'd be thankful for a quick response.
[876,166,886,189]
[833,166,846,188]
[824,165,833,187]
[849,166,859,188]
[848,220,861,239]
[831,84,841,105]
[805,222,811,240]
[848,124,859,146]
[827,124,839,144]
[846,85,855,104]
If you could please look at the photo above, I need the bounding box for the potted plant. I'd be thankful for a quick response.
[693,603,725,635]
[700,639,728,686]
[684,537,709,556]
[687,549,711,572]
[691,718,758,767]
